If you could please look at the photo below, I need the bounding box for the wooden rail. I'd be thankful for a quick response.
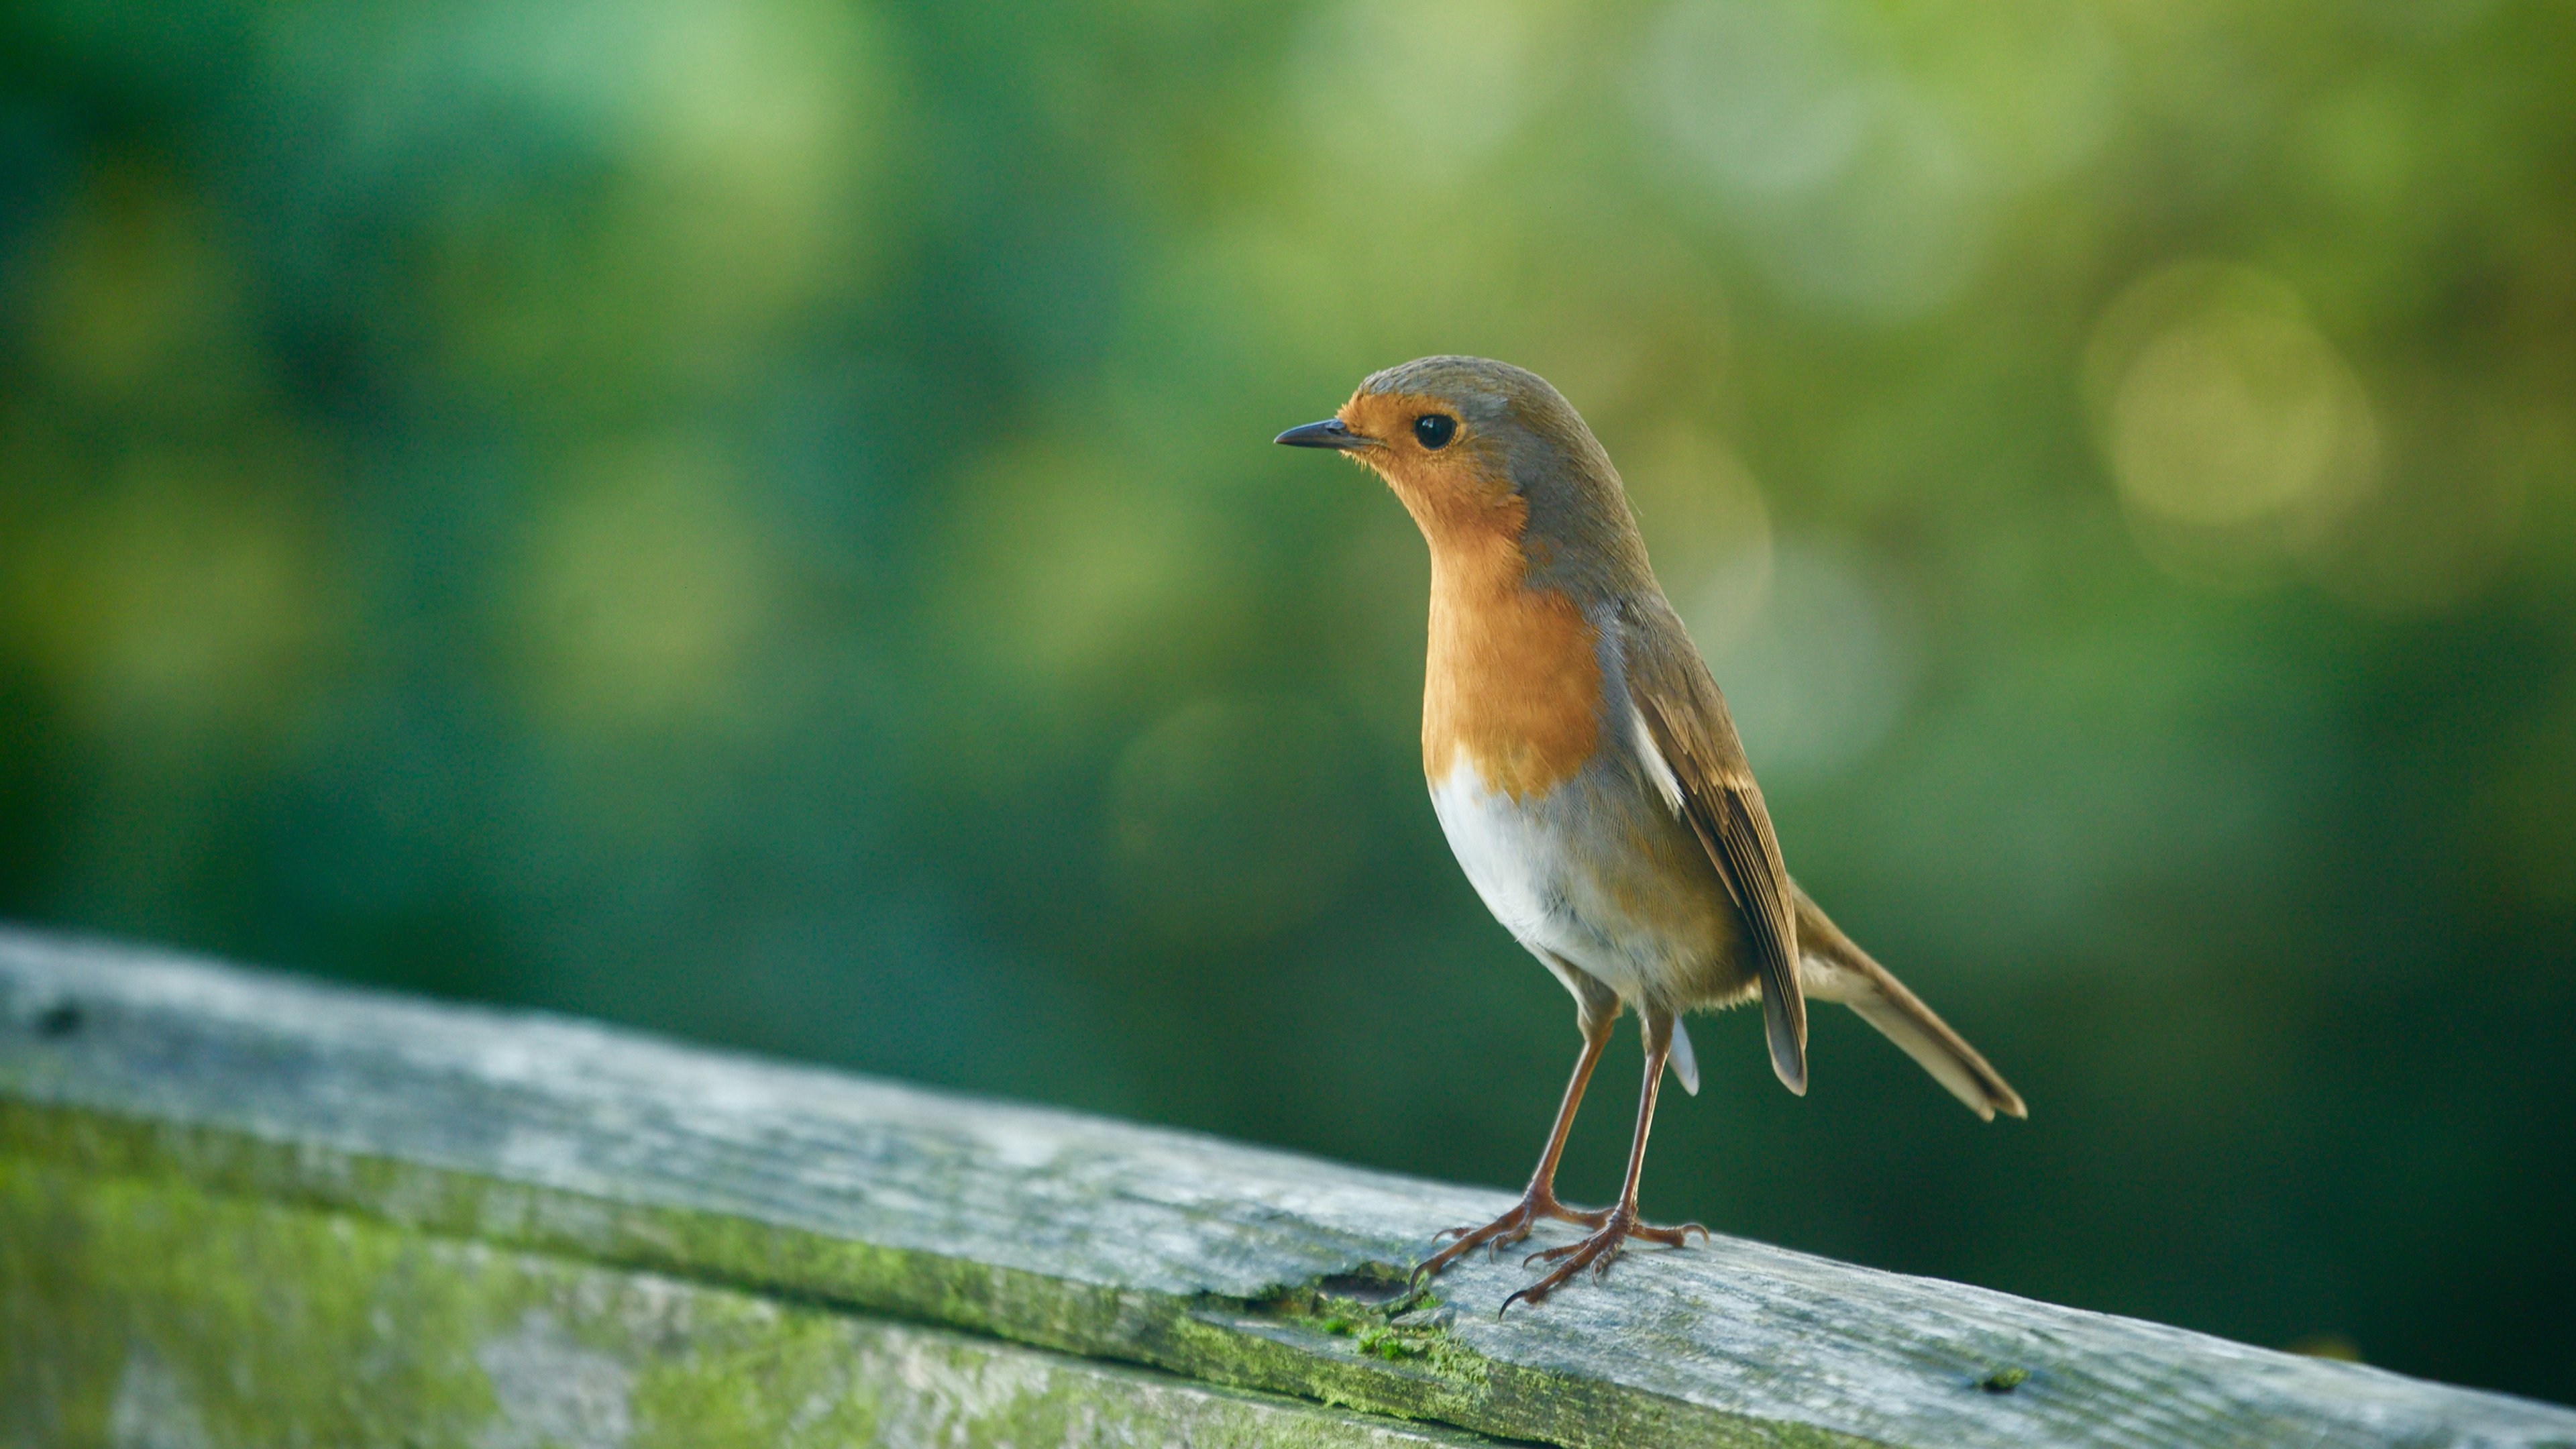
[3,928,2570,1448]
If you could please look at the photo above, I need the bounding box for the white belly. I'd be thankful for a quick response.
[1427,759,1714,1003]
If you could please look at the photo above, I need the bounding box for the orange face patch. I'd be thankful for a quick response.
[1336,390,1519,547]
[1341,388,1603,800]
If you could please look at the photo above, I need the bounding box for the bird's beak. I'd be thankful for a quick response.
[1273,417,1377,451]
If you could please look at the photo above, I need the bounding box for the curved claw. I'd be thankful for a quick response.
[1413,1216,1523,1285]
[1500,1210,1709,1307]
[1624,1220,1711,1248]
[1413,1189,1609,1287]
[1508,1232,1619,1305]
[1413,1250,1477,1288]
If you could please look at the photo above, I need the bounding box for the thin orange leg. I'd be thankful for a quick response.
[1410,1011,1617,1286]
[1502,1012,1708,1311]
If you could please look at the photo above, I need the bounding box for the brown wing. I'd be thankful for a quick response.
[1626,598,1808,1094]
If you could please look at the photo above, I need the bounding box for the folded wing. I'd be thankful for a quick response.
[1623,598,1808,1095]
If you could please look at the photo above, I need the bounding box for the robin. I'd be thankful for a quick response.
[1277,356,2025,1309]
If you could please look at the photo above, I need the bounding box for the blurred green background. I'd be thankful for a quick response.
[4,0,2573,1405]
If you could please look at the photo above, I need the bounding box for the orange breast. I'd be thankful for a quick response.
[1420,508,1603,800]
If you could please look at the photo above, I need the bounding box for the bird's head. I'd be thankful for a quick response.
[1276,356,1647,592]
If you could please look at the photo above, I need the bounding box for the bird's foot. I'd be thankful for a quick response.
[1499,1207,1709,1312]
[1410,1189,1608,1286]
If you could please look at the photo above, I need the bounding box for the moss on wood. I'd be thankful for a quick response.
[0,1155,1498,1448]
[7,932,2572,1449]
[0,1098,1857,1448]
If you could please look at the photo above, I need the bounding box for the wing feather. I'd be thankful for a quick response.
[1627,601,1808,1093]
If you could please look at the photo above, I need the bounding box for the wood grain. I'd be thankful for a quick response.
[2,929,2569,1448]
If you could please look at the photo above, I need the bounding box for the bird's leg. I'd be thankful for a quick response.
[1503,1011,1709,1311]
[1411,1010,1619,1286]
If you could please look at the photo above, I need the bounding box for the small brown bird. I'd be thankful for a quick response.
[1278,357,2024,1309]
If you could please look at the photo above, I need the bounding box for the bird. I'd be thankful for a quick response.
[1276,356,2025,1310]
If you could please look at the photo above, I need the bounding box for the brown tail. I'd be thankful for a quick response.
[1790,884,2027,1122]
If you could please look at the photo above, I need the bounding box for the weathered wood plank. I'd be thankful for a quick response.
[2,928,2570,1449]
[1,1155,1493,1448]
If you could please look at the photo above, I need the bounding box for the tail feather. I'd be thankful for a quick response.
[1790,885,2027,1122]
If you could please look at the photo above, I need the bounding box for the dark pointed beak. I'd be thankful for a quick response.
[1273,417,1377,451]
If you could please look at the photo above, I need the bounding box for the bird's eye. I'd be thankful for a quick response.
[1414,414,1458,449]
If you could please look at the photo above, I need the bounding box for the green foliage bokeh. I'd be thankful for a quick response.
[3,0,2571,1404]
